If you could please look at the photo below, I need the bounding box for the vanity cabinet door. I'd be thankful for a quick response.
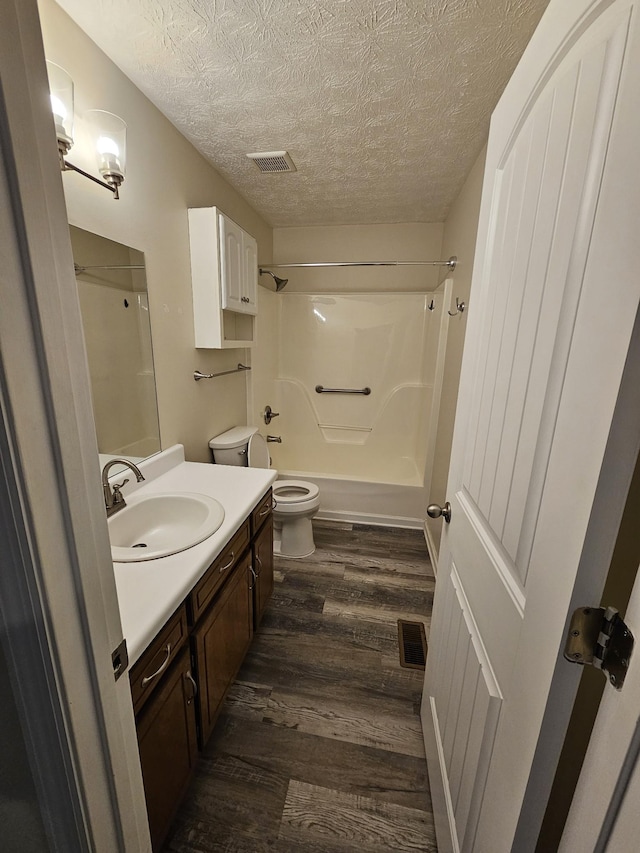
[136,646,198,852]
[253,514,274,629]
[190,520,250,623]
[129,604,189,715]
[192,551,254,746]
[250,488,273,536]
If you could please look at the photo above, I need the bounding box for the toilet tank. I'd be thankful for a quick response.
[208,426,258,466]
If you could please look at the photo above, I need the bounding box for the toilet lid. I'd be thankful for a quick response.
[247,432,270,468]
[273,480,320,503]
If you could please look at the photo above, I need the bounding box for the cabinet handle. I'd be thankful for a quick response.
[141,643,171,685]
[259,505,270,516]
[219,552,234,573]
[255,554,262,577]
[185,670,198,705]
[248,566,257,590]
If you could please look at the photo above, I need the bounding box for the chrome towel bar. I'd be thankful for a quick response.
[315,385,371,395]
[194,363,251,381]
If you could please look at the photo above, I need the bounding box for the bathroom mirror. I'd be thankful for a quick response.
[69,226,161,469]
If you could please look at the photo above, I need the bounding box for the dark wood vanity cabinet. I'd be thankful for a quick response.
[191,549,254,745]
[130,489,274,850]
[134,644,198,852]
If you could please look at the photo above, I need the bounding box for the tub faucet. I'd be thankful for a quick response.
[101,458,145,517]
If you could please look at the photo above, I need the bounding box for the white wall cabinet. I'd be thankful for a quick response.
[188,207,258,348]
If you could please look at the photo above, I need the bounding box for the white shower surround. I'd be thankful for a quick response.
[256,289,450,527]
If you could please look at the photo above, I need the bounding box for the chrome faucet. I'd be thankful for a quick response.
[101,458,145,517]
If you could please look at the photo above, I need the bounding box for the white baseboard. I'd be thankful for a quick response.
[423,521,439,576]
[315,509,423,530]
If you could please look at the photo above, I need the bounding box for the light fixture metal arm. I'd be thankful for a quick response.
[61,157,121,199]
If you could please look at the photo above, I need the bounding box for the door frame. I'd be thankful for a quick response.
[0,1,150,849]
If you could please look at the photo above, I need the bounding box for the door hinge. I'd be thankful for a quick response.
[564,606,633,690]
[111,638,128,682]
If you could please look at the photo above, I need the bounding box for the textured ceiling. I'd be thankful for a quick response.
[55,0,550,226]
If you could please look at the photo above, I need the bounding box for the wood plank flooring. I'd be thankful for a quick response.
[164,522,437,853]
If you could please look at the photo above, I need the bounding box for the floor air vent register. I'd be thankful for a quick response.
[397,619,428,670]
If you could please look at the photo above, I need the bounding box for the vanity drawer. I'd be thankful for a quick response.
[251,488,273,536]
[130,604,189,715]
[190,520,250,623]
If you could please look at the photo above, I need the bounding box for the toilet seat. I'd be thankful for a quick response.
[273,480,320,505]
[247,432,270,468]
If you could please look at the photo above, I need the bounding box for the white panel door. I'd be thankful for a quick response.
[421,1,640,851]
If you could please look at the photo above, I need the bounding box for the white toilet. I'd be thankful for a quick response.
[208,426,320,558]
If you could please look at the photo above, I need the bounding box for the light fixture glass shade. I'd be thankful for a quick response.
[85,110,127,182]
[46,61,74,153]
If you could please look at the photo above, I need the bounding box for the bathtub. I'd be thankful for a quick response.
[273,469,427,529]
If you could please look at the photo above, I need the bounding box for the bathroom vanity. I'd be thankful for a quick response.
[110,446,276,850]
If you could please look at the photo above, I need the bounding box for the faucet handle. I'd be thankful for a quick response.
[112,479,129,504]
[263,405,280,425]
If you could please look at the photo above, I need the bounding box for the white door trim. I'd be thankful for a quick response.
[0,1,150,848]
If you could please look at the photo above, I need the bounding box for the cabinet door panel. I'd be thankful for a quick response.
[253,516,274,629]
[243,233,258,315]
[251,488,273,536]
[130,604,188,714]
[193,552,253,745]
[219,213,243,312]
[190,520,250,623]
[136,647,198,852]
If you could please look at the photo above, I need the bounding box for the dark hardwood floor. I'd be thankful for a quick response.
[164,521,437,852]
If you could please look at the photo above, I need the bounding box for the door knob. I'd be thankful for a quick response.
[427,502,452,523]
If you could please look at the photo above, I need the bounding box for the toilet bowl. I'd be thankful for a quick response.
[208,426,320,558]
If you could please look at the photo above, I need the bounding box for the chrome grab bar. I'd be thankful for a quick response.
[315,385,371,395]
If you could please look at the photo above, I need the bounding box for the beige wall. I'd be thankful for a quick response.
[38,0,272,463]
[272,223,444,292]
[426,144,487,558]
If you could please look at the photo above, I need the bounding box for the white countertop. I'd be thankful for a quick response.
[112,445,276,666]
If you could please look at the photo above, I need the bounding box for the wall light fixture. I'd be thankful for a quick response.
[46,61,126,200]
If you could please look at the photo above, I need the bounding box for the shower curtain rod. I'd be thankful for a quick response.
[74,263,145,273]
[261,255,457,271]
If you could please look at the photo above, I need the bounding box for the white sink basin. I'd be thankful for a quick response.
[109,492,225,562]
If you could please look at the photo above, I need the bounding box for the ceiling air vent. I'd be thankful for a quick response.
[247,151,297,174]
